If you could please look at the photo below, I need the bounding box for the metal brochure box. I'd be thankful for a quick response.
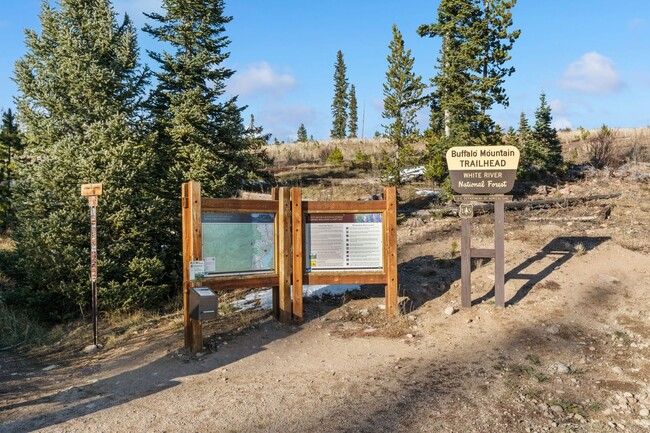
[189,287,218,321]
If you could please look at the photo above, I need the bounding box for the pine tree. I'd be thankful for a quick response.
[418,0,519,142]
[516,111,543,177]
[418,0,483,142]
[533,92,563,174]
[348,84,358,139]
[382,24,426,184]
[13,0,171,318]
[297,124,308,142]
[0,109,24,229]
[330,50,349,139]
[144,0,270,199]
[476,1,520,127]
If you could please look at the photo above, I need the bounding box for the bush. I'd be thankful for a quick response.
[327,146,344,165]
[586,125,619,168]
[352,150,372,171]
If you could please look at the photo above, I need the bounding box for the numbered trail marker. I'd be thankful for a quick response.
[81,183,102,347]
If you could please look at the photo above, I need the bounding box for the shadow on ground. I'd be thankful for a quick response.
[474,236,610,306]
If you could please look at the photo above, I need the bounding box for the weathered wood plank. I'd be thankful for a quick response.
[303,272,386,285]
[202,198,278,213]
[303,200,386,213]
[291,188,304,324]
[471,248,496,259]
[461,218,472,308]
[182,181,202,350]
[494,201,505,308]
[271,188,279,320]
[384,187,398,318]
[199,274,279,291]
[278,188,293,324]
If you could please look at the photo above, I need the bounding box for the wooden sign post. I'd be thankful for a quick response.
[446,146,519,308]
[81,183,103,346]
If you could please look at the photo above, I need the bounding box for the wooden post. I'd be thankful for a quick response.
[494,200,505,308]
[277,187,293,324]
[271,188,280,320]
[460,218,472,308]
[182,181,203,352]
[385,187,398,317]
[291,188,304,324]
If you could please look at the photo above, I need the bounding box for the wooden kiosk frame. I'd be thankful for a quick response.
[182,182,398,353]
[290,187,398,324]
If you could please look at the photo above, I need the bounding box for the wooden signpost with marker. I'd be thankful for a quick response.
[81,182,103,346]
[446,146,520,308]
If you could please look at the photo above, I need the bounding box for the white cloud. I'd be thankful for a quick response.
[255,104,319,141]
[552,117,572,130]
[229,62,297,97]
[560,52,623,94]
[550,99,567,115]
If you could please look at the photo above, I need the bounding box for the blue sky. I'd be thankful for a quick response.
[1,0,649,142]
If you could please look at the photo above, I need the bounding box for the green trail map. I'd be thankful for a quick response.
[202,213,275,275]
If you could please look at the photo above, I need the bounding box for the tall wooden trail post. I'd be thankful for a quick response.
[181,182,398,353]
[446,146,520,308]
[81,182,103,347]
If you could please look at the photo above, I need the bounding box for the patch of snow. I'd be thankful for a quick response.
[415,189,440,198]
[230,284,361,311]
[400,166,425,180]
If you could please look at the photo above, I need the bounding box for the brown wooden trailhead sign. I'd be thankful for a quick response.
[446,146,519,308]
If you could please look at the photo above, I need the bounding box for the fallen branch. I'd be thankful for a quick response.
[402,193,621,218]
[527,215,600,222]
[504,193,621,211]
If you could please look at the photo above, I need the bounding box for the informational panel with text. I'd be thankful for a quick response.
[305,213,383,272]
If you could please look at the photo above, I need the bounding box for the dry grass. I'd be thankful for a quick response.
[267,128,650,168]
[265,137,427,166]
[558,127,650,165]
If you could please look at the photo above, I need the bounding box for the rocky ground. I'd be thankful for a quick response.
[1,164,650,432]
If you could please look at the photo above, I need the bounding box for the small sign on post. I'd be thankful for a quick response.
[81,183,103,347]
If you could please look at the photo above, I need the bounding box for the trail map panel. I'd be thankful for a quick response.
[305,213,383,272]
[202,213,275,275]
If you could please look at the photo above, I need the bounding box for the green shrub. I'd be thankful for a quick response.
[353,149,372,171]
[327,146,344,165]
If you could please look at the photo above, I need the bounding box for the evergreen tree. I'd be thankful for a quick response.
[348,84,358,138]
[13,0,171,318]
[533,92,563,173]
[382,24,426,184]
[516,111,543,177]
[0,109,24,229]
[330,50,349,139]
[144,0,270,199]
[297,124,308,142]
[476,1,520,124]
[418,0,519,142]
